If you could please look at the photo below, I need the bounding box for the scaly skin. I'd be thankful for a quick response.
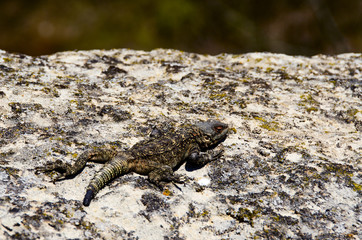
[37,119,229,206]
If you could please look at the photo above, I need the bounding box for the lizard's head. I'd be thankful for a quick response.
[194,119,229,150]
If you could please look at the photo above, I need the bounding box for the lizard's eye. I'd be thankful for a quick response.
[214,126,224,134]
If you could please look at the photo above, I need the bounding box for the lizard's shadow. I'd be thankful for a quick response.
[184,161,207,172]
[184,161,205,172]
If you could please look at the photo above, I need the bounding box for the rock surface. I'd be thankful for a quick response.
[0,49,361,239]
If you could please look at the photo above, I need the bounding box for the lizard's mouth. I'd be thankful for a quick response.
[216,127,229,142]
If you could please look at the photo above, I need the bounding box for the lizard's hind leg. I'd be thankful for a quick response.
[35,148,116,181]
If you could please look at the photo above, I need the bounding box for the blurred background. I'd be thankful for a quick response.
[0,0,361,56]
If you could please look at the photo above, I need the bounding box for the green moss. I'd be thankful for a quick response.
[229,127,237,133]
[73,89,84,97]
[41,87,59,97]
[8,102,22,114]
[254,116,279,131]
[260,122,279,131]
[61,208,74,218]
[56,219,64,225]
[5,167,20,177]
[41,87,51,94]
[81,221,93,230]
[227,207,261,227]
[305,107,318,113]
[346,108,359,117]
[175,101,190,111]
[201,209,210,217]
[323,163,352,177]
[300,94,317,103]
[265,67,273,73]
[254,116,265,122]
[0,150,15,159]
[3,57,12,63]
[233,99,247,109]
[320,163,360,192]
[349,180,362,192]
[298,93,320,113]
[209,92,227,100]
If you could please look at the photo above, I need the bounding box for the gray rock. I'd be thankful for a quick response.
[0,49,361,239]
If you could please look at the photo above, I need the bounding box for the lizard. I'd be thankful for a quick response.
[36,119,229,206]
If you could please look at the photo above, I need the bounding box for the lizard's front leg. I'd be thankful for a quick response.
[187,145,224,166]
[147,165,185,189]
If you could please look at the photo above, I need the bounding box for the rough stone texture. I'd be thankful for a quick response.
[0,49,361,239]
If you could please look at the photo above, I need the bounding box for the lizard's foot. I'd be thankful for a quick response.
[187,149,224,169]
[149,170,190,191]
[204,149,224,162]
[153,181,166,191]
[168,174,191,184]
[35,160,72,181]
[148,167,189,190]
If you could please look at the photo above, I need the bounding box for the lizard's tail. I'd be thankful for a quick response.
[83,156,130,206]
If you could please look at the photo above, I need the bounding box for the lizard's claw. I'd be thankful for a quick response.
[35,168,66,182]
[170,174,191,184]
[209,149,224,161]
[170,175,193,192]
[152,181,166,191]
[35,160,63,172]
[150,174,188,191]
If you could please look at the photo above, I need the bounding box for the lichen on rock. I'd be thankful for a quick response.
[0,49,361,239]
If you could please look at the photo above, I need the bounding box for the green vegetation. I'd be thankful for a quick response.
[0,1,359,55]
